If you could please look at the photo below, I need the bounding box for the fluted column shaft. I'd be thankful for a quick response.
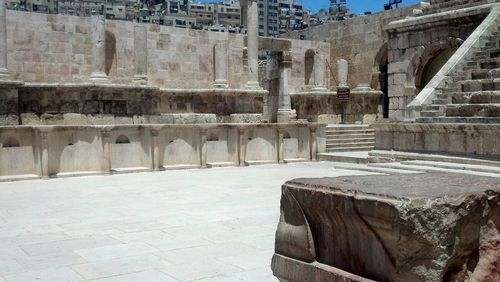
[90,15,109,82]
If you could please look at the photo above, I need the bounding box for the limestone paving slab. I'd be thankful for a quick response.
[0,162,376,281]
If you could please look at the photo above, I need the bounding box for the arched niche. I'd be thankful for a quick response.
[2,137,20,148]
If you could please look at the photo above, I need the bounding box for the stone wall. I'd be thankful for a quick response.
[373,122,500,158]
[281,6,418,91]
[5,10,330,91]
[0,123,323,180]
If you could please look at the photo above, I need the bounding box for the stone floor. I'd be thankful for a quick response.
[0,162,376,282]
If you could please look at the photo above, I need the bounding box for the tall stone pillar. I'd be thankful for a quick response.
[245,0,261,89]
[90,15,109,82]
[337,59,349,88]
[277,128,285,163]
[0,0,10,80]
[213,42,229,88]
[313,50,326,91]
[277,51,292,123]
[133,25,148,85]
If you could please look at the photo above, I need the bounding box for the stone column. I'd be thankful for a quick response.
[245,0,261,89]
[313,50,326,91]
[133,25,148,85]
[238,127,246,166]
[38,128,50,178]
[90,15,109,82]
[337,59,348,88]
[213,41,229,88]
[309,126,317,161]
[0,0,10,80]
[277,51,292,123]
[151,128,160,171]
[102,129,111,173]
[200,129,207,167]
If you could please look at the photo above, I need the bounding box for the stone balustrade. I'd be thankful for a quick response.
[0,123,324,181]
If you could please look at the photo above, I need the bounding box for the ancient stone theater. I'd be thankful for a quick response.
[0,0,499,281]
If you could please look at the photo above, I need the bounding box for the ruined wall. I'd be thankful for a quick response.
[281,6,417,91]
[5,10,329,91]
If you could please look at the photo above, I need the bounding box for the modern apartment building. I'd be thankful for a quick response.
[257,0,303,36]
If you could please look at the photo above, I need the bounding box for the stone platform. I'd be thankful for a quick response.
[272,173,500,282]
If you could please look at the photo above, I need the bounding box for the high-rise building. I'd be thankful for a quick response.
[330,0,348,20]
[257,0,303,36]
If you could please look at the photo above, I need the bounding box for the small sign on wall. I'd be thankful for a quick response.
[337,88,350,101]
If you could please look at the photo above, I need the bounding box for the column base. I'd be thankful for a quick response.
[353,84,373,91]
[277,109,292,123]
[213,80,229,89]
[0,68,11,80]
[311,87,328,92]
[133,75,148,85]
[90,72,110,83]
[245,81,262,90]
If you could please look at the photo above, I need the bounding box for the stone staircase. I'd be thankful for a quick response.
[416,22,500,123]
[421,0,493,15]
[325,125,375,152]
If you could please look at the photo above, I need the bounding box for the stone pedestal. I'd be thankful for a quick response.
[90,15,109,83]
[277,52,292,123]
[312,51,326,91]
[213,42,229,89]
[272,173,500,282]
[133,25,148,85]
[245,0,261,90]
[0,0,10,80]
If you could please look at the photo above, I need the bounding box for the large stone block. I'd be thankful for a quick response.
[272,173,500,282]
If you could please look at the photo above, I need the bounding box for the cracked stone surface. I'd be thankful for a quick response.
[272,173,500,282]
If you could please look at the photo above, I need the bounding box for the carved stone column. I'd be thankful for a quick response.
[200,129,207,167]
[38,128,50,178]
[245,0,261,89]
[309,126,317,161]
[238,128,246,166]
[337,59,348,88]
[133,25,148,85]
[313,50,326,91]
[102,128,112,173]
[277,51,292,123]
[0,0,10,80]
[213,41,229,88]
[90,15,109,82]
[151,128,160,171]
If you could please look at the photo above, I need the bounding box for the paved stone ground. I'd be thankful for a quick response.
[0,162,375,282]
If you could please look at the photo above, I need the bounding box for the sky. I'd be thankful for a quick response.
[199,0,422,14]
[303,0,422,14]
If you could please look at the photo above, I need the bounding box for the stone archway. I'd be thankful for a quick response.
[372,44,389,118]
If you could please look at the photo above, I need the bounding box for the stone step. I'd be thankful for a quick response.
[461,79,500,92]
[368,162,500,178]
[451,91,500,104]
[470,68,500,80]
[480,58,500,69]
[431,99,448,105]
[325,129,375,135]
[400,160,500,174]
[326,124,371,129]
[420,110,441,117]
[317,152,370,164]
[332,163,422,174]
[422,105,443,111]
[326,146,374,153]
[368,150,500,167]
[326,141,375,148]
[326,138,375,145]
[327,133,375,139]
[445,103,500,117]
[491,50,500,59]
[417,116,500,123]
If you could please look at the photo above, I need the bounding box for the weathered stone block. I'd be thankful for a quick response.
[272,173,500,282]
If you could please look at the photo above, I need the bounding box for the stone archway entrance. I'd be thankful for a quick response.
[417,48,457,91]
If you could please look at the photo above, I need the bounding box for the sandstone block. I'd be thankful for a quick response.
[272,173,500,282]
